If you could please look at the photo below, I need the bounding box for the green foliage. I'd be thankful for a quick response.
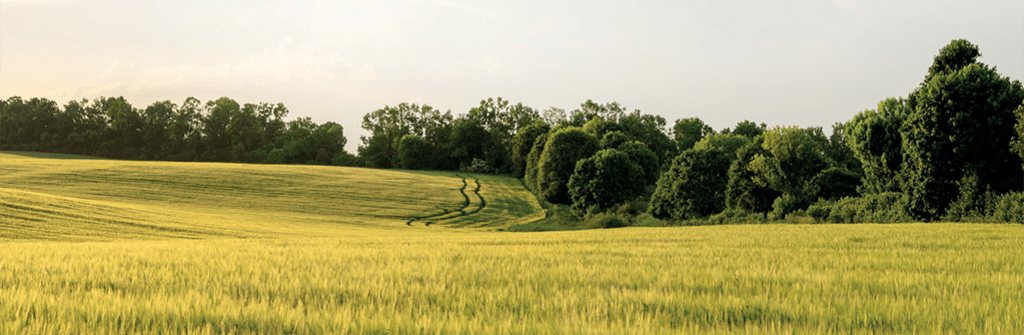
[567,149,645,217]
[536,127,600,204]
[902,41,1024,220]
[847,98,910,194]
[523,133,549,192]
[617,111,677,166]
[359,102,451,168]
[1013,101,1024,190]
[510,121,551,178]
[807,167,861,201]
[397,134,434,170]
[725,120,767,138]
[692,133,751,159]
[925,39,981,82]
[673,117,714,151]
[599,131,631,149]
[616,141,660,186]
[582,212,630,229]
[806,193,913,223]
[748,126,829,217]
[987,192,1024,223]
[447,118,493,169]
[649,148,732,219]
[725,138,782,217]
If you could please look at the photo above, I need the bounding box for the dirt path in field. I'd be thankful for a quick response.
[405,175,485,227]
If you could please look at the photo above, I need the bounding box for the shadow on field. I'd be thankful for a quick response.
[0,151,102,160]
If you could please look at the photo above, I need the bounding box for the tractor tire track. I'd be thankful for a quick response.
[407,176,472,226]
[407,174,487,227]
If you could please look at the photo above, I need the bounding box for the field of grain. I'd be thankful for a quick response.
[2,152,1023,334]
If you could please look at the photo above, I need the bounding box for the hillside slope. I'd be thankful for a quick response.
[0,152,543,240]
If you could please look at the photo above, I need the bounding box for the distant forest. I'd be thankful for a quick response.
[3,39,1024,224]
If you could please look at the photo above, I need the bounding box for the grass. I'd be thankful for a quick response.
[1,152,546,240]
[2,152,1023,334]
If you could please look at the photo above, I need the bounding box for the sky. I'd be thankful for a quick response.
[2,0,1022,153]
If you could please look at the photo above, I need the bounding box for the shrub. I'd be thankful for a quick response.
[805,193,913,223]
[987,192,1024,223]
[583,212,629,229]
[567,149,645,217]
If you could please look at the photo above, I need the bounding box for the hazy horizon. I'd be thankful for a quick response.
[2,0,1021,153]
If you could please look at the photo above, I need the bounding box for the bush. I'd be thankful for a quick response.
[583,212,629,229]
[987,192,1024,223]
[805,192,913,223]
[460,158,493,174]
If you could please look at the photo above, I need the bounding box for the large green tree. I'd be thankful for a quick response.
[673,117,714,152]
[847,97,910,194]
[901,39,1024,219]
[523,133,550,192]
[568,149,646,217]
[397,134,434,170]
[536,127,600,204]
[510,121,551,178]
[649,148,732,219]
[747,126,829,217]
[725,138,781,217]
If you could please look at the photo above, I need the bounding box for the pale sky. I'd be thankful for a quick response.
[2,0,1022,153]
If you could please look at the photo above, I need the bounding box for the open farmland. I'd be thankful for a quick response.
[1,152,1023,334]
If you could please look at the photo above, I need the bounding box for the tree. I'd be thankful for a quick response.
[141,100,176,159]
[568,149,645,217]
[397,134,434,170]
[600,131,631,150]
[228,103,267,163]
[541,107,567,127]
[165,97,204,161]
[537,127,600,204]
[692,133,751,160]
[618,111,676,166]
[1014,101,1024,188]
[359,103,441,168]
[524,133,549,192]
[104,97,144,159]
[726,120,767,138]
[747,126,829,218]
[202,97,240,162]
[447,118,492,169]
[510,121,551,178]
[566,100,626,127]
[847,98,909,194]
[648,148,732,219]
[901,39,1024,220]
[307,122,348,165]
[673,117,714,152]
[617,141,660,186]
[725,137,782,217]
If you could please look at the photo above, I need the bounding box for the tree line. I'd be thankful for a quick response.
[3,39,1023,224]
[0,96,353,165]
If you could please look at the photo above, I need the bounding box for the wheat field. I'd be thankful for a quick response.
[1,152,1022,334]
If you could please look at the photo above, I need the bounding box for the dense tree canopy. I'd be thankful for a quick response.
[649,148,732,219]
[0,96,349,166]
[901,40,1024,219]
[5,39,1024,225]
[536,127,601,204]
[568,149,645,217]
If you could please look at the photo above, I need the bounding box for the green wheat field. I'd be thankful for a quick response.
[1,151,1022,334]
